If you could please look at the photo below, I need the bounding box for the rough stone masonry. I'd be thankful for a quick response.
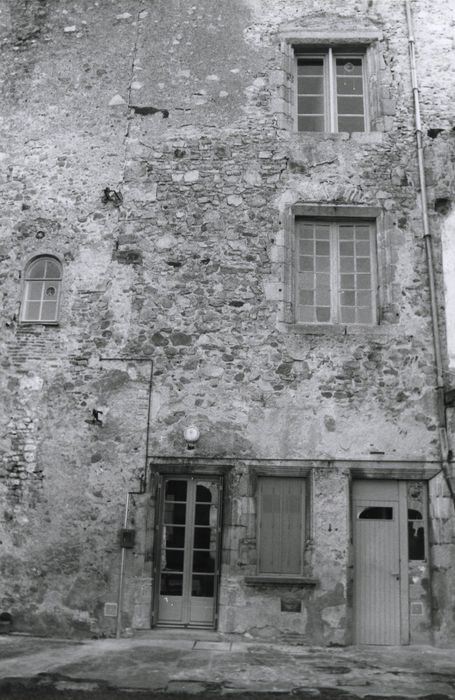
[0,0,454,645]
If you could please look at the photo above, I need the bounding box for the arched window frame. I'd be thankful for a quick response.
[20,254,63,324]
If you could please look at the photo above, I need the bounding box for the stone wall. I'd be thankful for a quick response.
[0,0,454,643]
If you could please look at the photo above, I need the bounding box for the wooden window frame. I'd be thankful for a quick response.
[294,47,368,133]
[20,255,63,325]
[294,218,378,326]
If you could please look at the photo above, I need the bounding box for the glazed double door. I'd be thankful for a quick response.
[155,476,221,628]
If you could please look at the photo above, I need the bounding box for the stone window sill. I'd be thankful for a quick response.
[19,321,60,326]
[245,576,318,587]
[280,322,395,337]
[289,131,385,144]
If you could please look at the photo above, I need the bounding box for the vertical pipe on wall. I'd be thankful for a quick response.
[405,0,455,503]
[116,492,130,639]
[111,358,154,638]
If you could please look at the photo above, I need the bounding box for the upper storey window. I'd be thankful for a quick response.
[21,256,62,324]
[296,48,366,132]
[295,219,377,325]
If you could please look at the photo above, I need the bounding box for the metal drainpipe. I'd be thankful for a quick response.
[405,0,455,503]
[111,358,154,638]
[116,492,130,639]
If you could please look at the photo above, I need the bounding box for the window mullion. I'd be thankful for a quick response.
[331,224,339,323]
[328,47,336,132]
[370,224,378,324]
[39,280,45,321]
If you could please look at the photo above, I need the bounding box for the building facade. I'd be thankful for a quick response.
[1,0,455,645]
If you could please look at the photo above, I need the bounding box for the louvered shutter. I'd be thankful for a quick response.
[258,477,305,574]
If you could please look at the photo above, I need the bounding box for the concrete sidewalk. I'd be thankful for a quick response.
[0,631,454,697]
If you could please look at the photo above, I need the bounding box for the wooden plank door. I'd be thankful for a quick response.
[353,480,406,645]
[155,476,221,628]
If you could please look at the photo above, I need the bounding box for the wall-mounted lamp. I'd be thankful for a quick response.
[184,425,200,450]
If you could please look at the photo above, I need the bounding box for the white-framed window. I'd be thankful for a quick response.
[257,476,306,576]
[295,219,377,325]
[20,255,62,324]
[296,48,367,132]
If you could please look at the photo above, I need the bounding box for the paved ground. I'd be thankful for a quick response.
[0,631,454,698]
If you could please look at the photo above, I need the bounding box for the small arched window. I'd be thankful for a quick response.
[21,256,62,323]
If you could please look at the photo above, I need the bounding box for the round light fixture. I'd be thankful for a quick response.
[184,425,200,445]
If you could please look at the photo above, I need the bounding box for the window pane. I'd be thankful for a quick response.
[357,257,371,272]
[315,240,330,255]
[339,226,354,240]
[27,281,44,301]
[301,224,315,238]
[195,504,210,526]
[315,288,330,305]
[357,274,371,289]
[337,76,363,95]
[336,57,363,76]
[45,260,62,279]
[317,273,330,288]
[337,96,365,115]
[341,274,355,289]
[358,506,393,520]
[165,480,187,501]
[315,226,330,239]
[315,256,330,272]
[297,59,324,76]
[298,95,324,115]
[301,256,314,271]
[300,239,314,255]
[195,484,213,503]
[298,115,325,131]
[408,522,425,560]
[356,291,371,307]
[193,550,216,573]
[408,509,425,561]
[356,240,371,255]
[40,302,58,321]
[23,301,41,321]
[193,527,212,549]
[340,241,354,256]
[340,307,356,323]
[160,574,182,596]
[27,259,46,279]
[341,291,355,306]
[316,307,330,322]
[192,575,214,597]
[338,115,365,132]
[300,290,314,305]
[408,509,423,520]
[165,526,185,548]
[298,76,324,95]
[164,503,186,525]
[357,307,373,323]
[301,272,314,290]
[299,306,315,322]
[340,257,355,272]
[163,549,184,572]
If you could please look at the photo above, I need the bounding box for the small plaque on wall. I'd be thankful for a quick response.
[281,599,302,613]
[410,601,424,615]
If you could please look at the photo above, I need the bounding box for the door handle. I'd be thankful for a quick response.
[391,572,400,580]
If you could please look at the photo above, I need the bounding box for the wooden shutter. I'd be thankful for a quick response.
[258,477,305,575]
